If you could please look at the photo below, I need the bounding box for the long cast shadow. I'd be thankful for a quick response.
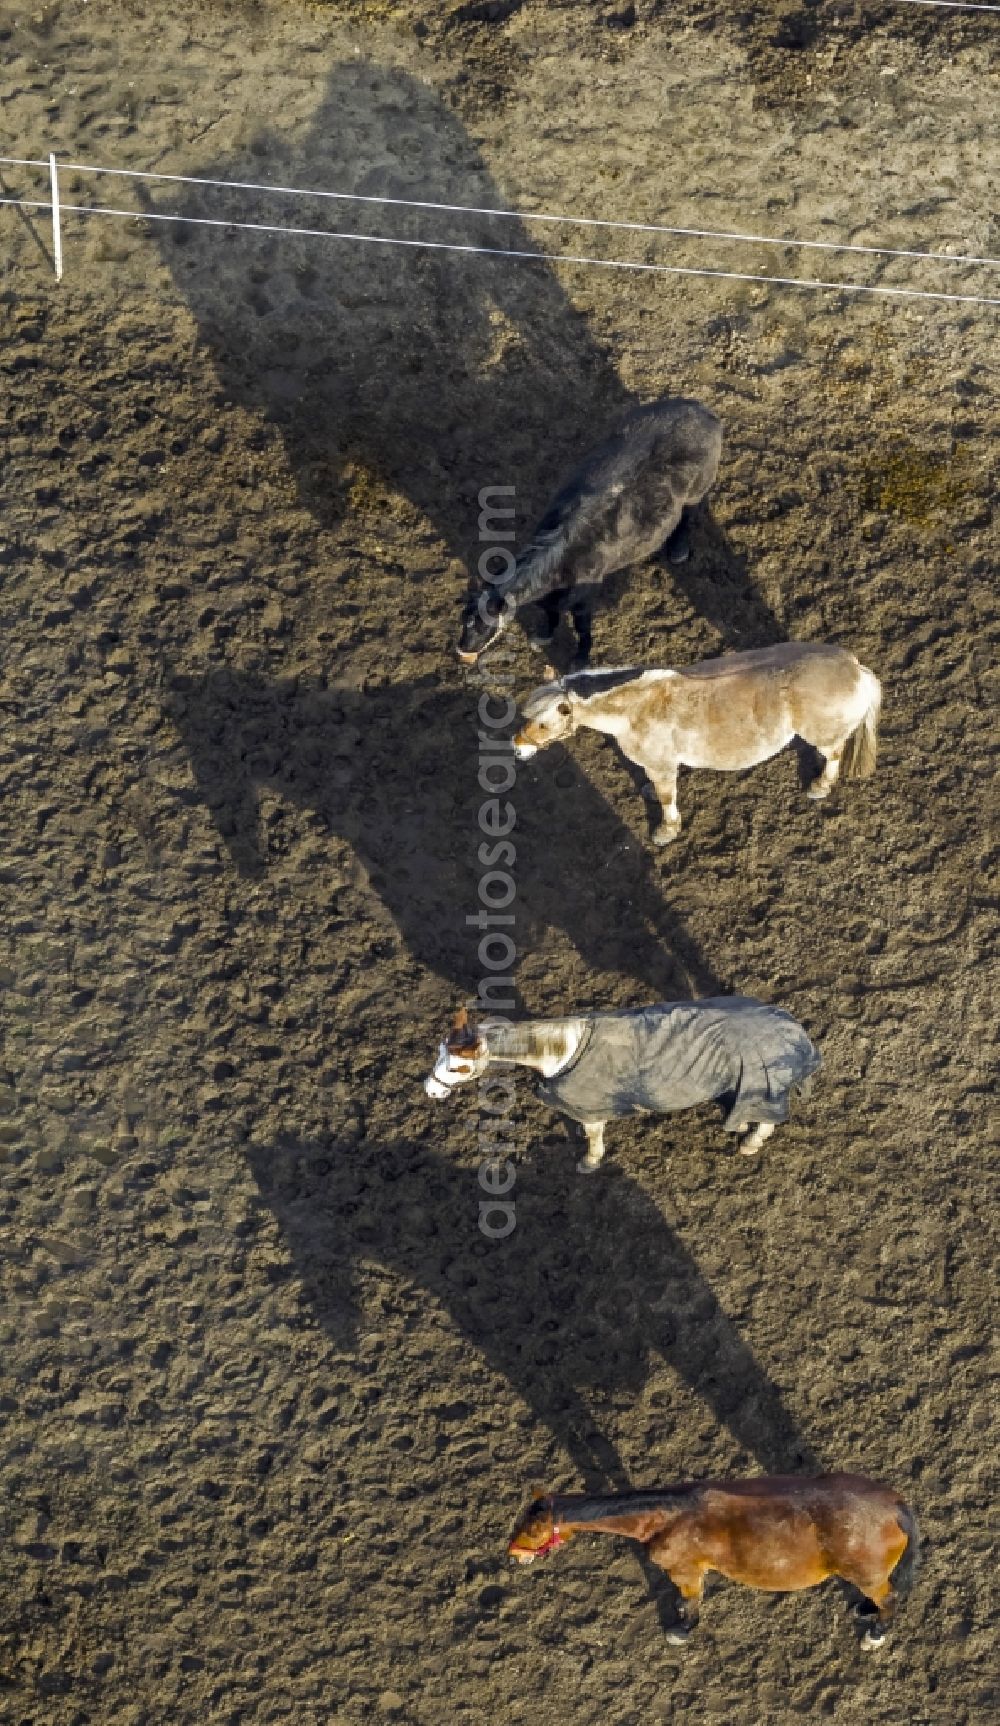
[170,669,723,1001]
[248,1134,820,1627]
[152,57,809,1636]
[149,57,782,647]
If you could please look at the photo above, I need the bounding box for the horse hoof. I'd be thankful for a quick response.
[576,1157,602,1175]
[653,824,680,847]
[806,781,831,801]
[738,1140,761,1157]
[664,1625,691,1646]
[861,1627,888,1651]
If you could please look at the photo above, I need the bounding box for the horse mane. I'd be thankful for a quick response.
[564,667,647,701]
[556,1486,700,1523]
[477,1017,582,1066]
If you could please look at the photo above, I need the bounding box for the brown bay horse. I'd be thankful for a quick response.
[509,1474,918,1648]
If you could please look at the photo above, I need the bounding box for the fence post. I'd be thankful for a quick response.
[49,152,63,281]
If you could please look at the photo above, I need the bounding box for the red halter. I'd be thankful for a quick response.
[531,1523,564,1559]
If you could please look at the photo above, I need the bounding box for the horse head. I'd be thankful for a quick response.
[512,677,576,759]
[456,578,512,665]
[423,1007,491,1097]
[507,1491,569,1564]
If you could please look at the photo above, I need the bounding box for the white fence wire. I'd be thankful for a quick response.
[890,0,1000,10]
[2,154,999,310]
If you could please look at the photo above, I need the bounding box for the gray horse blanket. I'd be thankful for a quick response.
[538,998,821,1128]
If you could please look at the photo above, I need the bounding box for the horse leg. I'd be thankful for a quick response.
[852,1577,897,1649]
[526,588,569,652]
[672,1577,705,1641]
[736,1121,776,1157]
[662,506,693,566]
[577,1120,606,1174]
[648,1544,706,1644]
[804,734,848,801]
[568,599,592,669]
[643,762,681,846]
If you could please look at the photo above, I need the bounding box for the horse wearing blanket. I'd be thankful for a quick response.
[425,998,820,1171]
[513,641,882,846]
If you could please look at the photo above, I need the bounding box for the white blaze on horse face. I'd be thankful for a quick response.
[424,1042,481,1099]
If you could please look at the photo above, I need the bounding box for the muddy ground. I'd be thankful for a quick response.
[1,1,998,1722]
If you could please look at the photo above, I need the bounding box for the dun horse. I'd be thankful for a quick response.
[457,397,722,668]
[513,641,881,845]
[424,1001,820,1171]
[508,1475,918,1649]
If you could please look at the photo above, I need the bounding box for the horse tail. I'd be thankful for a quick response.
[839,667,881,780]
[889,1502,920,1598]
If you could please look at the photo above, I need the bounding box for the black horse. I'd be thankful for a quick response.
[457,398,723,668]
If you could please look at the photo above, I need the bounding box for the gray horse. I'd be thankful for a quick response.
[514,643,882,845]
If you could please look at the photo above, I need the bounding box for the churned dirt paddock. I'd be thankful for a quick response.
[1,1,998,1722]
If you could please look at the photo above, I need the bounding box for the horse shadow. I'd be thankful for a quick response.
[655,507,786,649]
[168,668,724,1003]
[148,57,782,648]
[247,1132,820,1628]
